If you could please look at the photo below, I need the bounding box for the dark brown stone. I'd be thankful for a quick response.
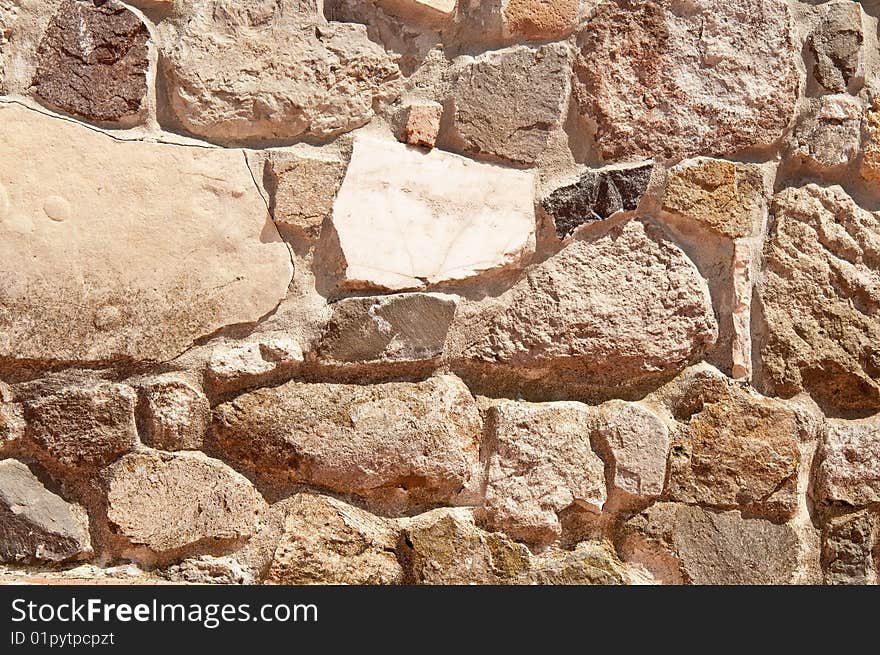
[30,0,149,123]
[822,511,877,585]
[808,2,863,95]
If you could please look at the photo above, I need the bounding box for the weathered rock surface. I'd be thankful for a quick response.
[137,375,209,451]
[622,503,800,584]
[758,184,880,412]
[502,0,580,40]
[542,163,653,239]
[267,493,402,585]
[817,417,880,507]
[662,159,765,238]
[481,401,605,544]
[205,336,304,395]
[329,135,535,291]
[317,293,457,364]
[104,451,267,556]
[0,459,92,563]
[211,375,482,511]
[464,220,717,389]
[30,0,149,124]
[860,98,880,183]
[449,43,570,164]
[784,95,862,172]
[0,104,292,365]
[731,240,754,381]
[22,381,137,469]
[822,510,877,585]
[572,0,799,161]
[808,1,864,95]
[595,401,668,498]
[401,100,442,148]
[160,1,401,141]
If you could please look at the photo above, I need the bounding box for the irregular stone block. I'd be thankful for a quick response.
[160,1,400,141]
[401,100,443,149]
[817,417,880,507]
[822,510,877,585]
[860,97,880,183]
[622,503,800,584]
[30,0,149,125]
[317,293,457,364]
[784,95,862,172]
[267,149,347,241]
[0,1,20,91]
[104,451,267,555]
[808,1,864,95]
[464,220,717,389]
[23,381,137,469]
[731,240,753,381]
[503,0,580,40]
[662,159,765,238]
[572,0,799,161]
[267,493,403,585]
[211,375,482,511]
[481,400,605,544]
[0,459,92,564]
[0,105,292,365]
[206,336,304,394]
[542,163,653,239]
[758,185,880,412]
[595,401,668,498]
[137,375,209,451]
[530,541,628,586]
[449,43,570,164]
[329,135,535,291]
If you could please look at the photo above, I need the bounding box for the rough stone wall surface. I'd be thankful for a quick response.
[0,0,878,586]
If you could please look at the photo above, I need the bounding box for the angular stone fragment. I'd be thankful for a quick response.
[0,459,92,563]
[822,510,877,585]
[665,380,801,518]
[0,105,292,365]
[137,375,209,451]
[211,375,482,511]
[267,149,347,241]
[503,0,580,40]
[595,401,668,498]
[104,451,267,555]
[808,1,864,95]
[530,542,628,585]
[622,503,800,584]
[317,293,457,364]
[380,0,456,25]
[662,159,765,238]
[481,401,605,544]
[860,97,880,183]
[817,417,880,507]
[731,240,753,381]
[23,381,137,469]
[449,43,570,164]
[30,0,149,124]
[160,1,401,141]
[573,0,799,161]
[401,100,443,148]
[206,336,304,394]
[464,220,717,389]
[784,95,862,172]
[330,136,535,291]
[267,493,402,585]
[758,185,880,412]
[542,163,653,238]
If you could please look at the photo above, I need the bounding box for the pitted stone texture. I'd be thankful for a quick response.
[23,381,137,470]
[860,98,880,183]
[137,375,209,452]
[267,149,347,241]
[464,220,717,389]
[330,136,535,291]
[817,417,880,507]
[503,0,580,40]
[267,493,402,585]
[758,184,880,413]
[784,95,862,172]
[160,1,400,142]
[822,510,877,585]
[481,400,605,544]
[542,163,653,239]
[449,43,570,164]
[30,0,149,124]
[0,105,291,365]
[573,0,799,161]
[211,375,482,511]
[104,451,267,555]
[317,293,457,364]
[380,0,456,25]
[401,100,443,149]
[622,503,800,584]
[0,459,92,564]
[0,1,20,91]
[808,1,864,95]
[595,401,668,498]
[662,159,765,238]
[666,380,801,519]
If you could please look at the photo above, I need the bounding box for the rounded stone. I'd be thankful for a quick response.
[42,195,71,222]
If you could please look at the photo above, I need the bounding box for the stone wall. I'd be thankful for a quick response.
[0,0,878,585]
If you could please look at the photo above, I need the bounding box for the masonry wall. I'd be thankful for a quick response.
[0,0,878,585]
